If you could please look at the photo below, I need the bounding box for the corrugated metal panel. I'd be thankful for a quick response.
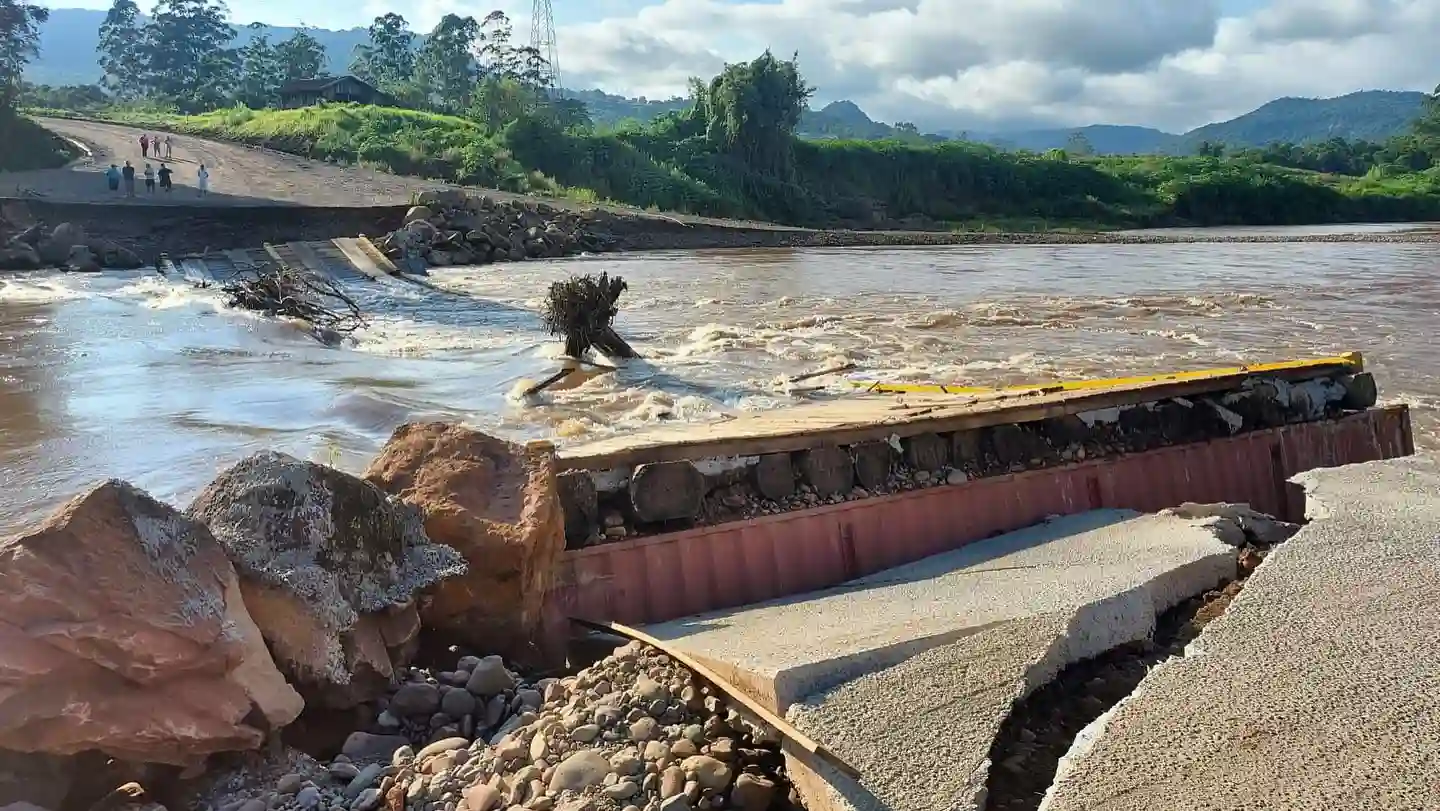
[547,406,1412,628]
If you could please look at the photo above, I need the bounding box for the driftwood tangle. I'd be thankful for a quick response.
[220,260,366,334]
[542,272,639,360]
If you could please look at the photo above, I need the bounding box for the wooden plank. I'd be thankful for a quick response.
[569,617,862,781]
[355,235,400,275]
[178,257,214,286]
[224,249,262,272]
[287,240,332,277]
[847,352,1364,396]
[332,237,389,281]
[557,357,1361,470]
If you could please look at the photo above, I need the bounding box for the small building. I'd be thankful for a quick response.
[278,75,388,109]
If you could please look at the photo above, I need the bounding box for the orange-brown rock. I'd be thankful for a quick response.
[188,452,465,709]
[364,423,565,665]
[0,480,303,765]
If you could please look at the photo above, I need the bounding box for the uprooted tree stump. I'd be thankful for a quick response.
[542,272,639,361]
[219,261,366,337]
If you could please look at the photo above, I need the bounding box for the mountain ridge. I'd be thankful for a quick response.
[22,8,1432,153]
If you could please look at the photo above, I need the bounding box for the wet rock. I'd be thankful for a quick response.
[629,461,706,523]
[87,238,144,270]
[0,244,42,270]
[902,432,950,472]
[189,451,466,709]
[0,480,302,764]
[365,423,564,666]
[439,688,476,718]
[36,222,85,266]
[850,442,893,491]
[1340,372,1378,410]
[65,245,101,273]
[556,470,599,547]
[751,454,796,501]
[796,445,854,498]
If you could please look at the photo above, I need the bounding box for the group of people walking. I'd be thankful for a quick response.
[104,132,210,198]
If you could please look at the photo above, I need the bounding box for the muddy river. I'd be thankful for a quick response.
[2,236,1437,533]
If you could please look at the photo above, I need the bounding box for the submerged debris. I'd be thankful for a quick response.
[542,272,638,360]
[220,261,366,335]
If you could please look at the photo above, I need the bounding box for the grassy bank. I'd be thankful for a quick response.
[29,102,1440,229]
[0,113,78,172]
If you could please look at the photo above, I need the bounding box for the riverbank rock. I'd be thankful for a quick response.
[242,642,803,811]
[364,423,566,666]
[0,480,302,765]
[188,451,467,708]
[375,194,615,268]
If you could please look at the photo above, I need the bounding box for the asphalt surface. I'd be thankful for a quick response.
[1040,454,1440,811]
[644,509,1240,811]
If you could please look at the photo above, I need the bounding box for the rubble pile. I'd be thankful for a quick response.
[223,640,801,811]
[0,204,144,271]
[376,191,617,268]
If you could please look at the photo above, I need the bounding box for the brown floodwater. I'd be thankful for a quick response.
[2,234,1437,534]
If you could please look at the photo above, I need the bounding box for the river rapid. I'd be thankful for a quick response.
[2,234,1437,533]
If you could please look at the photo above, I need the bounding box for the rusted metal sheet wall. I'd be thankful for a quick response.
[548,406,1411,628]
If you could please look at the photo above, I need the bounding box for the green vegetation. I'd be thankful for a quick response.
[1,0,77,170]
[12,0,1440,230]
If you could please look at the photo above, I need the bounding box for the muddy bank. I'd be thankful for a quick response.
[7,197,1440,265]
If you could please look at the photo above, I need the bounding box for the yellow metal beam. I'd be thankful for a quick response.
[845,352,1364,396]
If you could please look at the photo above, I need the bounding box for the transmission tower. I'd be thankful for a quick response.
[530,0,561,96]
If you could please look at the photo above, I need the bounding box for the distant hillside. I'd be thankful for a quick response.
[967,125,1181,155]
[1183,90,1427,147]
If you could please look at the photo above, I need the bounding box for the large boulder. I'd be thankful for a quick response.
[0,481,303,765]
[363,423,565,666]
[188,451,467,709]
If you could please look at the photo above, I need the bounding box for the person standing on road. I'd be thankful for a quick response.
[158,163,173,192]
[196,164,210,197]
[121,161,136,197]
[143,163,156,194]
[164,135,173,159]
[105,164,121,193]
[139,133,149,159]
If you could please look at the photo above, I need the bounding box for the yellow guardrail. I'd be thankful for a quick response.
[845,352,1364,396]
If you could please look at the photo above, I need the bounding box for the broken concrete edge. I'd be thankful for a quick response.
[1032,464,1338,811]
[555,372,1379,547]
[776,514,1251,811]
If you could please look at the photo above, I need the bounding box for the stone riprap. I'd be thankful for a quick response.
[643,508,1251,811]
[378,190,617,269]
[1037,454,1440,811]
[201,641,805,811]
[558,372,1379,547]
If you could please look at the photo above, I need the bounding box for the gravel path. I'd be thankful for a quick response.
[2,118,456,207]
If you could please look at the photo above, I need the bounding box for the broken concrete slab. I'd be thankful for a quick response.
[644,509,1243,811]
[1039,455,1440,811]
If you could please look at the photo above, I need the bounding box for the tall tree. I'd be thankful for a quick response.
[97,0,145,99]
[0,0,49,111]
[274,29,327,85]
[414,13,479,111]
[696,50,813,178]
[350,13,414,92]
[235,22,280,107]
[140,0,237,110]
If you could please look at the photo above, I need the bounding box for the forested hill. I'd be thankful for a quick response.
[1183,91,1428,148]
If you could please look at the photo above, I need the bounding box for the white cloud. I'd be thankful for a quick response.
[553,0,1440,133]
